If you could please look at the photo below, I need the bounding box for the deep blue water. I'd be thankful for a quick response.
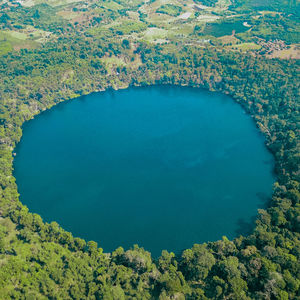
[14,86,274,256]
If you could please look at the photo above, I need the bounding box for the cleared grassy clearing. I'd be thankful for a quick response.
[0,41,13,56]
[228,42,261,50]
[171,24,194,35]
[178,12,192,20]
[4,0,297,58]
[268,44,300,59]
[19,0,82,7]
[143,27,169,41]
[4,30,28,40]
[101,56,126,67]
[197,14,220,22]
[101,1,123,11]
[3,27,52,44]
[57,10,80,21]
[0,30,38,54]
[217,35,240,45]
[127,11,140,21]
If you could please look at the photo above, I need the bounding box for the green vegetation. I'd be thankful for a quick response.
[250,14,300,44]
[196,19,249,37]
[231,0,300,16]
[156,4,183,17]
[0,4,66,33]
[0,40,13,56]
[0,0,299,299]
[195,0,218,7]
[110,21,147,35]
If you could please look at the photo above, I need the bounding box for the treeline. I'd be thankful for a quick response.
[0,35,299,299]
[230,0,300,16]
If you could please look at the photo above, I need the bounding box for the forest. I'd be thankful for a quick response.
[0,0,299,299]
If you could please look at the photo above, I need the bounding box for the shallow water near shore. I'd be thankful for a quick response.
[14,85,275,256]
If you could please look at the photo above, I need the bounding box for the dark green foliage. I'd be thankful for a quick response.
[0,4,66,33]
[196,19,249,37]
[231,0,300,16]
[250,14,300,43]
[194,0,218,7]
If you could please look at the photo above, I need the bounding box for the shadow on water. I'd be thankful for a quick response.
[257,191,273,209]
[235,192,273,237]
[235,216,257,236]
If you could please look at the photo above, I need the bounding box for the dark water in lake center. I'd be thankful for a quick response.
[14,86,274,256]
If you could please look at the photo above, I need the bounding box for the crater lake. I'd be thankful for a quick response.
[13,85,275,257]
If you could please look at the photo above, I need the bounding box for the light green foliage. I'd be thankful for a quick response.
[0,41,12,56]
[156,4,183,17]
[181,244,216,280]
[110,21,147,35]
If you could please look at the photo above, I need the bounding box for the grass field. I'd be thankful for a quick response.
[1,0,297,58]
[268,44,300,59]
[228,42,262,51]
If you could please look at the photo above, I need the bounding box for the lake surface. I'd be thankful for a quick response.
[14,85,274,256]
